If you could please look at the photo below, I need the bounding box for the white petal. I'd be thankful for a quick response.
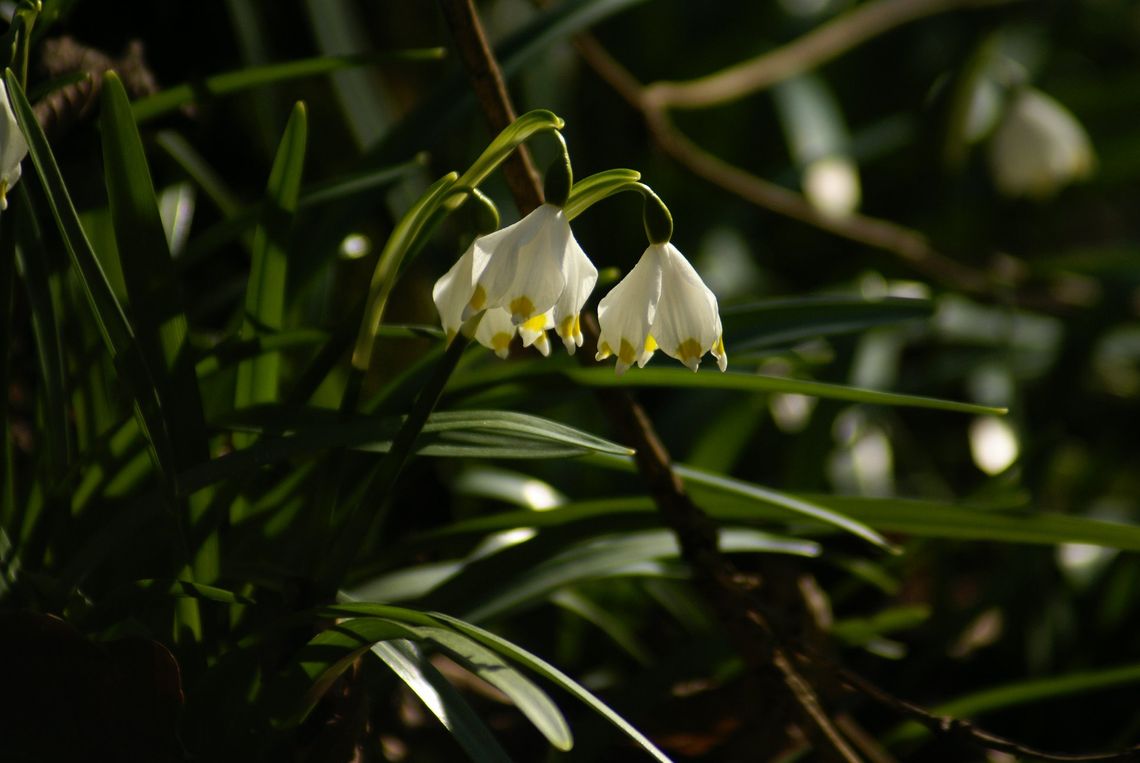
[433,240,481,342]
[552,233,598,353]
[517,310,554,348]
[472,204,566,323]
[532,331,552,357]
[649,242,723,372]
[473,308,517,359]
[0,80,28,210]
[596,245,663,372]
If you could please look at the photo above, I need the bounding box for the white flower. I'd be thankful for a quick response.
[435,203,597,358]
[0,80,29,211]
[988,87,1094,200]
[596,242,727,375]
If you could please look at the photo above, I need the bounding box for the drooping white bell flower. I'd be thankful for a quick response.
[436,246,554,356]
[462,204,597,335]
[435,203,597,359]
[597,241,727,375]
[0,80,29,211]
[988,87,1094,200]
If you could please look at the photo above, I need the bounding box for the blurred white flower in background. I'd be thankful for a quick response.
[988,87,1095,199]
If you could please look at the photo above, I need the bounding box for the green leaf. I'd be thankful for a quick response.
[792,494,1140,550]
[550,590,653,665]
[234,101,307,427]
[446,358,1004,416]
[12,185,70,478]
[673,461,895,551]
[300,155,430,209]
[0,211,16,528]
[431,613,673,763]
[156,131,243,217]
[5,69,177,482]
[418,487,1140,553]
[561,367,1005,415]
[371,639,515,763]
[101,71,208,470]
[187,407,634,493]
[411,625,573,752]
[417,527,818,623]
[830,605,931,647]
[290,617,423,723]
[132,51,445,123]
[722,296,934,350]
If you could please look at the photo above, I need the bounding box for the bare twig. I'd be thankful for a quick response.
[835,665,1140,762]
[438,0,543,213]
[644,0,1019,110]
[573,33,1071,313]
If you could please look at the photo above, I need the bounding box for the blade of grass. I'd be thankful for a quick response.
[411,624,573,751]
[288,617,423,723]
[101,71,209,470]
[0,205,15,527]
[234,102,307,443]
[187,406,632,494]
[12,184,70,479]
[722,296,934,350]
[447,360,1005,416]
[420,490,1140,552]
[132,51,445,123]
[5,69,179,484]
[563,367,1005,415]
[431,613,673,763]
[371,639,515,763]
[417,527,818,623]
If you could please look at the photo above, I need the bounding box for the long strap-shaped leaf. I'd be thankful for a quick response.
[371,639,516,763]
[432,612,673,763]
[234,102,307,438]
[101,72,209,470]
[4,69,179,485]
[132,50,445,123]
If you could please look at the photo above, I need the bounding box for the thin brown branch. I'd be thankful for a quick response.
[438,0,543,214]
[574,33,1072,313]
[835,665,1140,762]
[644,0,1019,111]
[834,713,901,763]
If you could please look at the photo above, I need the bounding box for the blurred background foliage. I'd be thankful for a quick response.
[3,0,1140,761]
